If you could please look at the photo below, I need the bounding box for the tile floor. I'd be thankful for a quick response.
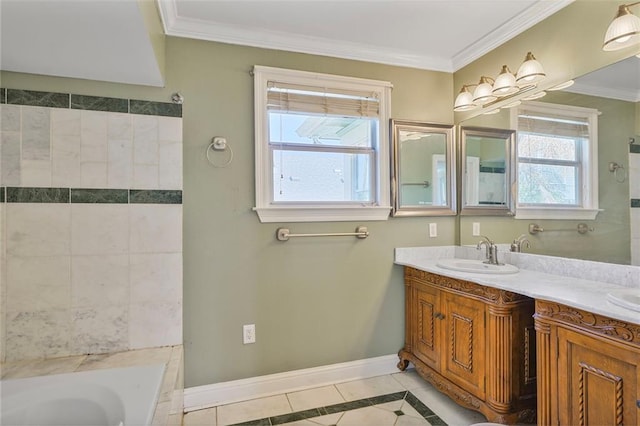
[183,369,488,426]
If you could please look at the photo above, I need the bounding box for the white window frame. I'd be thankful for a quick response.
[510,101,601,220]
[253,65,392,223]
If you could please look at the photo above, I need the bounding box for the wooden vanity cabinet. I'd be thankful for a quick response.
[398,267,537,424]
[535,300,640,426]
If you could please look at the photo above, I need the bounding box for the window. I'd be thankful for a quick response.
[253,66,392,222]
[511,101,600,220]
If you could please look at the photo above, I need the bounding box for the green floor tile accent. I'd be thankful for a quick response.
[228,391,447,426]
[631,144,640,154]
[632,199,640,208]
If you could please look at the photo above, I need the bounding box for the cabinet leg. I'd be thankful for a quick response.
[397,350,410,371]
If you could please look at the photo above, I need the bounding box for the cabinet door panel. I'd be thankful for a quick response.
[558,327,639,426]
[441,292,486,398]
[413,283,440,369]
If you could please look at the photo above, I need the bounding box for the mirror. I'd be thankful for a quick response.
[390,120,456,216]
[459,126,515,216]
[456,55,640,265]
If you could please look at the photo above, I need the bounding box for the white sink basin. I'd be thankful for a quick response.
[436,258,519,275]
[607,289,640,312]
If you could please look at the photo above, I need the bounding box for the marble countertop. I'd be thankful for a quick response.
[395,246,640,325]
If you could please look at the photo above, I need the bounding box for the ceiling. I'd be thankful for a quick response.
[1,0,164,87]
[567,55,640,103]
[1,0,638,101]
[158,0,571,72]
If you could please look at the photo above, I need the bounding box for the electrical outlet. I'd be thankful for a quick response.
[429,223,437,238]
[472,222,481,236]
[243,324,255,344]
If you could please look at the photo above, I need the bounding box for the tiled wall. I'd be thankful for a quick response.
[631,144,639,266]
[0,89,183,362]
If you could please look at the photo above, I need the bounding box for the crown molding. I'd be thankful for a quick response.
[564,82,640,103]
[157,0,452,71]
[158,0,573,73]
[451,0,574,70]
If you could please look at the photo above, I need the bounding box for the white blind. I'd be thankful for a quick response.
[267,81,380,118]
[518,110,589,138]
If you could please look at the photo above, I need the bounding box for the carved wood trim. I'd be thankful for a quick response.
[399,349,483,411]
[397,349,534,424]
[451,313,473,372]
[535,326,552,426]
[578,362,624,426]
[535,300,640,347]
[487,312,512,410]
[524,326,536,385]
[405,267,530,305]
[419,299,435,350]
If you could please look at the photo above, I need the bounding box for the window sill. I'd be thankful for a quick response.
[253,206,391,223]
[515,207,601,220]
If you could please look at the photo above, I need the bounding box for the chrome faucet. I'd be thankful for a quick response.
[477,236,499,265]
[510,234,531,253]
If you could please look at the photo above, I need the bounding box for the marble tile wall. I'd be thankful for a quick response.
[0,89,183,362]
[630,144,639,266]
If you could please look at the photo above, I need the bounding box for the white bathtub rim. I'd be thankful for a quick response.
[1,363,166,426]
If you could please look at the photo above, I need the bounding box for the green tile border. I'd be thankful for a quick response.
[229,391,447,426]
[3,187,181,204]
[7,187,70,203]
[632,199,640,208]
[130,189,182,204]
[71,94,129,113]
[130,99,182,117]
[6,89,69,108]
[0,88,181,118]
[71,189,129,204]
[479,166,505,174]
[631,145,640,154]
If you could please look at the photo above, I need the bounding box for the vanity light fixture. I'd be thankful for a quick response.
[502,100,522,108]
[603,2,640,51]
[515,52,546,84]
[548,80,575,91]
[453,51,546,112]
[473,76,498,105]
[453,86,476,112]
[522,91,546,101]
[492,65,519,96]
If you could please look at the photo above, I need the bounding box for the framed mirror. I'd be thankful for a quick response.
[459,126,515,216]
[390,120,456,216]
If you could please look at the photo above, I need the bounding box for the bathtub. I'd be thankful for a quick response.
[1,363,166,426]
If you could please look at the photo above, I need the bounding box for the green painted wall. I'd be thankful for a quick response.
[1,37,456,387]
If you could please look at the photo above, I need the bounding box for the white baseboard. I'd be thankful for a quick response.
[183,354,400,412]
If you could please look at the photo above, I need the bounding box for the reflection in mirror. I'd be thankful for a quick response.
[390,120,456,216]
[459,126,515,216]
[456,55,639,265]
